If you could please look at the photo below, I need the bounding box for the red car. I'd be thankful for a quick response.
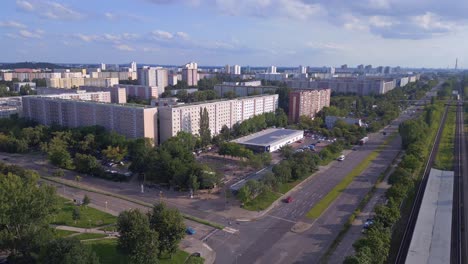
[285,196,293,203]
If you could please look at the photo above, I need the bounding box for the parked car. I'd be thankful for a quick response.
[284,196,293,203]
[338,155,345,161]
[186,227,196,235]
[363,218,374,229]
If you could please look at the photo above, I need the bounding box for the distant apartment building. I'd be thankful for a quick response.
[168,74,178,86]
[255,72,288,81]
[299,65,307,74]
[79,86,127,104]
[214,84,278,97]
[90,71,137,81]
[13,82,36,92]
[267,66,277,74]
[182,62,199,86]
[222,80,262,87]
[137,67,166,95]
[0,97,22,118]
[232,65,241,75]
[158,94,279,143]
[46,78,119,89]
[22,95,158,142]
[325,116,363,129]
[288,89,331,123]
[116,84,159,100]
[286,78,396,96]
[1,72,62,81]
[130,61,137,72]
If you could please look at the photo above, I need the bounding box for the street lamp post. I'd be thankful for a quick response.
[105,201,108,210]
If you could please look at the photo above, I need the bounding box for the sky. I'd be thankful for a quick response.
[0,0,467,68]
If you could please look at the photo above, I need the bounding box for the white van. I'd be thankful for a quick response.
[338,155,345,161]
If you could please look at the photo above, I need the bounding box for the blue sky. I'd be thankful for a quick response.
[0,0,467,68]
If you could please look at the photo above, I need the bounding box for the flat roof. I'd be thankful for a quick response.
[405,168,454,264]
[232,128,303,147]
[166,94,278,108]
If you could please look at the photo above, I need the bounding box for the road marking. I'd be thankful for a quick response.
[266,215,297,224]
[223,227,239,234]
[203,243,213,251]
[201,229,219,241]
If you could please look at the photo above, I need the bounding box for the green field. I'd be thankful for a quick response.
[54,229,78,238]
[83,239,203,264]
[51,197,116,228]
[243,190,282,211]
[434,107,456,170]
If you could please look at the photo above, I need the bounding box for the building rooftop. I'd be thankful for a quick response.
[232,128,303,147]
[162,93,278,108]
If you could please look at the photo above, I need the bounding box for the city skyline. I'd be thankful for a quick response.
[0,0,467,68]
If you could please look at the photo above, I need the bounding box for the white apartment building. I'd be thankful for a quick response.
[137,67,166,95]
[158,94,279,143]
[182,62,199,86]
[232,65,241,75]
[46,78,119,89]
[130,62,137,72]
[267,66,277,74]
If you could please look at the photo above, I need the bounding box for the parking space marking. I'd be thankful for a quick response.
[223,227,239,234]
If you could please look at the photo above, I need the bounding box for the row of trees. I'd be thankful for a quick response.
[237,148,319,204]
[344,103,444,264]
[0,162,100,263]
[116,203,186,263]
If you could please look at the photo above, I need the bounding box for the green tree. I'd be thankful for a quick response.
[199,107,211,148]
[102,145,127,162]
[74,153,99,174]
[82,195,91,206]
[41,237,100,264]
[279,145,294,159]
[47,136,74,169]
[72,207,81,223]
[0,172,58,261]
[117,209,159,264]
[148,203,186,258]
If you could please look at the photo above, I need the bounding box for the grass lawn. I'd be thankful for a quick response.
[84,239,203,264]
[73,233,108,241]
[98,225,117,232]
[277,180,301,194]
[243,190,282,211]
[54,229,77,238]
[434,107,456,170]
[51,197,116,228]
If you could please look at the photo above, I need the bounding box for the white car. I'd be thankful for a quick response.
[338,155,345,161]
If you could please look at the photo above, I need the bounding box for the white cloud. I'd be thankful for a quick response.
[0,20,27,29]
[152,30,174,39]
[16,0,83,20]
[16,0,34,11]
[411,12,454,31]
[104,12,116,20]
[369,16,394,27]
[175,31,189,39]
[75,33,99,42]
[18,29,43,38]
[115,44,135,51]
[306,42,347,51]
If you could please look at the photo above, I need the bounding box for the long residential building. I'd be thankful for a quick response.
[286,78,396,95]
[90,71,137,81]
[80,86,127,104]
[158,94,279,143]
[46,77,119,89]
[22,95,158,142]
[214,84,278,97]
[288,89,331,123]
[116,84,159,100]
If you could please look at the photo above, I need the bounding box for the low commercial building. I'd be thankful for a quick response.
[288,89,331,123]
[232,128,303,152]
[22,95,158,142]
[214,84,278,97]
[158,94,278,143]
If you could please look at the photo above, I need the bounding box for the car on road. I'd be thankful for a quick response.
[186,227,196,235]
[284,196,293,203]
[337,155,345,161]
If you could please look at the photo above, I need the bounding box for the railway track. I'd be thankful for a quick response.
[394,104,449,264]
[453,101,465,264]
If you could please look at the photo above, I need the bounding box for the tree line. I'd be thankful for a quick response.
[344,102,444,264]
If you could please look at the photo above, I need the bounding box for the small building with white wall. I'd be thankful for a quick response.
[231,128,303,153]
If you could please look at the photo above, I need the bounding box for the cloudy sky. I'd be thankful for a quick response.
[0,0,467,68]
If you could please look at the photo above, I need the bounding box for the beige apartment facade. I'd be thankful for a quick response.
[22,96,158,142]
[46,78,119,89]
[158,94,279,143]
[288,89,331,123]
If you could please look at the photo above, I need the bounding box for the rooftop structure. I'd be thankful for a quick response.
[232,128,304,153]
